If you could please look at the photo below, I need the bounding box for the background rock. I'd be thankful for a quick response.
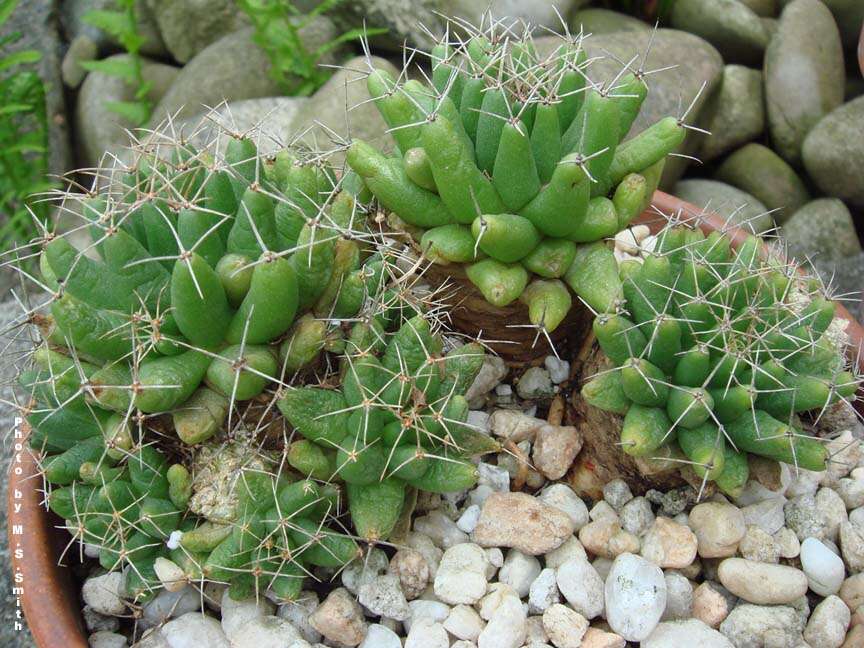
[764,0,845,165]
[60,0,166,58]
[145,0,249,64]
[699,64,765,162]
[674,179,773,234]
[570,8,651,34]
[670,0,769,65]
[781,198,861,264]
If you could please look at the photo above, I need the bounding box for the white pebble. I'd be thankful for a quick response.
[556,558,604,619]
[477,594,526,648]
[499,550,542,598]
[82,573,127,617]
[358,574,410,621]
[434,543,490,605]
[405,618,449,648]
[528,568,560,614]
[542,603,588,648]
[162,612,230,648]
[538,484,589,531]
[359,623,401,648]
[801,537,846,596]
[404,600,450,634]
[457,505,482,533]
[414,511,468,549]
[544,356,570,384]
[604,553,666,642]
[444,604,485,641]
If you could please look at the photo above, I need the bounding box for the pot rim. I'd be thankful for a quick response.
[9,190,864,647]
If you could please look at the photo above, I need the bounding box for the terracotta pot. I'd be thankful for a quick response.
[10,190,864,646]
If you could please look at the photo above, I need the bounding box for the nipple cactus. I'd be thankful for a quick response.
[581,223,861,497]
[347,19,688,334]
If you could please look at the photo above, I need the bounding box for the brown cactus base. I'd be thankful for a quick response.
[421,261,595,364]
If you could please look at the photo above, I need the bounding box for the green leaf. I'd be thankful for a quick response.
[0,49,41,72]
[82,9,130,40]
[0,0,20,28]
[104,100,150,125]
[81,57,138,83]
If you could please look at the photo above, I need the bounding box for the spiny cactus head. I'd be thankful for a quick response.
[582,220,862,498]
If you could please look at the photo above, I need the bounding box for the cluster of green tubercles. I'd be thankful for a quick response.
[278,314,496,542]
[171,466,358,603]
[581,224,860,497]
[45,442,192,601]
[31,132,380,447]
[347,23,686,332]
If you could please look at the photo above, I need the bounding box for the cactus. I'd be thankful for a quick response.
[347,20,692,336]
[13,112,497,603]
[581,223,861,497]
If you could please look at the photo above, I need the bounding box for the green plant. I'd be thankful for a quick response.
[0,0,53,251]
[236,0,386,96]
[581,223,861,497]
[81,0,152,125]
[347,21,689,336]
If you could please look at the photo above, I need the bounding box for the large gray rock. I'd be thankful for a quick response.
[145,0,248,63]
[674,179,773,234]
[61,0,166,58]
[291,56,399,162]
[781,198,862,265]
[714,143,810,222]
[670,0,769,65]
[571,8,651,35]
[764,0,845,165]
[802,96,864,209]
[538,29,724,189]
[699,64,765,162]
[152,20,338,123]
[76,54,179,166]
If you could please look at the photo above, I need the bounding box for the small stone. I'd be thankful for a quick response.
[229,616,311,648]
[603,479,633,511]
[740,497,787,535]
[774,527,801,559]
[499,550,542,598]
[662,572,694,621]
[698,65,766,162]
[82,572,127,617]
[571,7,651,35]
[404,532,442,579]
[478,462,511,493]
[473,492,575,555]
[645,619,734,647]
[457,505,482,534]
[220,590,273,640]
[486,547,504,570]
[466,355,508,402]
[818,487,850,542]
[414,511,469,549]
[804,595,850,648]
[528,568,560,614]
[405,618,449,648]
[739,526,780,563]
[787,467,826,498]
[619,497,655,537]
[556,558,605,620]
[692,582,732,629]
[358,574,409,621]
[841,522,864,573]
[542,604,588,648]
[841,573,864,611]
[719,604,805,648]
[62,34,98,88]
[801,537,847,596]
[388,549,429,602]
[640,516,698,569]
[532,425,582,480]
[309,588,368,647]
[544,536,589,570]
[358,624,400,648]
[489,409,546,442]
[341,549,389,595]
[478,583,518,620]
[544,356,570,384]
[764,0,845,165]
[277,591,321,643]
[88,631,126,648]
[689,502,746,558]
[444,604,485,642]
[579,518,640,559]
[161,613,230,648]
[538,484,590,531]
[404,600,450,634]
[717,558,808,604]
[838,478,864,510]
[153,557,186,593]
[517,367,555,399]
[477,594,527,648]
[83,606,119,633]
[434,543,490,605]
[604,553,667,642]
[525,615,549,644]
[782,199,862,266]
[714,143,810,221]
[589,501,619,522]
[580,627,626,648]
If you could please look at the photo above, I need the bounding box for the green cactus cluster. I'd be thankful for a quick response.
[346,22,688,333]
[581,223,861,496]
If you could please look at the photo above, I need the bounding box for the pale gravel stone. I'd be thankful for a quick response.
[358,574,409,621]
[544,356,570,384]
[477,593,527,648]
[404,618,448,648]
[82,572,127,617]
[477,462,510,492]
[841,521,864,573]
[662,572,694,621]
[604,553,667,642]
[414,511,468,549]
[221,590,273,640]
[692,582,733,629]
[717,558,808,604]
[719,604,804,648]
[444,604,485,642]
[556,558,604,619]
[840,573,864,611]
[358,624,400,648]
[88,631,127,648]
[619,497,655,537]
[603,479,633,511]
[738,525,780,563]
[643,619,733,648]
[740,497,786,535]
[528,568,560,614]
[457,505,482,533]
[478,583,518,621]
[473,492,575,555]
[689,503,746,558]
[544,536,588,570]
[580,627,626,648]
[341,549,389,595]
[404,532,442,579]
[774,526,801,559]
[161,613,230,648]
[589,501,619,522]
[433,543,490,605]
[388,549,430,601]
[308,588,368,646]
[801,537,846,596]
[488,409,545,442]
[538,484,590,531]
[578,518,640,559]
[640,516,698,568]
[592,557,613,581]
[532,424,582,480]
[541,603,588,648]
[404,600,450,634]
[154,557,187,592]
[277,591,322,643]
[838,478,864,509]
[499,549,542,598]
[803,595,850,648]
